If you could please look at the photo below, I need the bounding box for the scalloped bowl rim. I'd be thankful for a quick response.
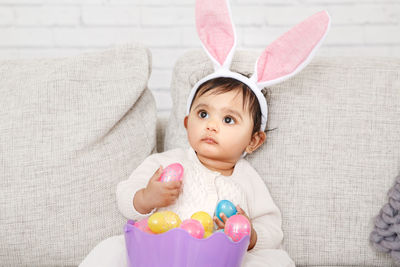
[124,221,250,245]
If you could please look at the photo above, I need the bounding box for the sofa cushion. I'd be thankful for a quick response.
[0,44,157,266]
[164,49,400,266]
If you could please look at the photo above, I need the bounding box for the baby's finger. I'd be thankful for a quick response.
[170,190,180,198]
[165,180,182,189]
[236,205,245,214]
[220,213,229,223]
[213,216,225,229]
[236,205,251,222]
[150,166,163,182]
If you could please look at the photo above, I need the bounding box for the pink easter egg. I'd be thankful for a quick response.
[224,214,251,242]
[179,219,204,239]
[159,163,184,182]
[133,218,154,234]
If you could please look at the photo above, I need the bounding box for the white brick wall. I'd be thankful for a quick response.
[0,0,399,115]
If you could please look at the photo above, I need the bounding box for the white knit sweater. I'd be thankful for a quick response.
[116,147,284,250]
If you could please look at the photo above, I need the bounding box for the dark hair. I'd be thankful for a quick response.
[190,77,262,135]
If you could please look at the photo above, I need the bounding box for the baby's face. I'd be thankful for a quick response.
[185,88,254,164]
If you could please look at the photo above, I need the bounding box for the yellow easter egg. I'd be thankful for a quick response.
[148,211,181,234]
[203,231,213,239]
[163,211,181,229]
[191,211,213,233]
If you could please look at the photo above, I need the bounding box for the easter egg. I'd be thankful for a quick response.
[159,163,184,182]
[148,211,181,234]
[133,218,154,234]
[203,231,213,238]
[191,211,213,233]
[215,200,237,221]
[180,219,205,239]
[224,214,251,242]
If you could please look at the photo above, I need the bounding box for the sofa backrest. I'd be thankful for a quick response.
[163,49,400,266]
[0,45,157,266]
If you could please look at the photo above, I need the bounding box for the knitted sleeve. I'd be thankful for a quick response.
[116,153,161,221]
[241,162,284,250]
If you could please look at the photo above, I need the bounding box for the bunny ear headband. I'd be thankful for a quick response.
[186,0,331,131]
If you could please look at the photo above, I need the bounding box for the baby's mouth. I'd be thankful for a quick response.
[201,137,217,144]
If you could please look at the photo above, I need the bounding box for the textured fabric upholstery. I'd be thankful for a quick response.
[0,44,157,266]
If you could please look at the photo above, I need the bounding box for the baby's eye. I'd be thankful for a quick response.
[224,116,235,124]
[198,111,209,119]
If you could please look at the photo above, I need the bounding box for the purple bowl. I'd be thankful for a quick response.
[124,220,249,267]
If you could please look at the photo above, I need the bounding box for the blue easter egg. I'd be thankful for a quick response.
[215,200,237,221]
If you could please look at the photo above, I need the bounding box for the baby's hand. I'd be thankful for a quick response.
[236,205,257,250]
[236,205,250,222]
[214,212,228,230]
[134,166,183,214]
[213,204,246,229]
[143,166,183,208]
[214,205,257,250]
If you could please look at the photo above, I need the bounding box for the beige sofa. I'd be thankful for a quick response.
[1,44,399,266]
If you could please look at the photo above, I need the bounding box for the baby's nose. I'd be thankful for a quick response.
[206,119,218,132]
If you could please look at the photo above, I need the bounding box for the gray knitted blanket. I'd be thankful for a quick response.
[370,173,400,264]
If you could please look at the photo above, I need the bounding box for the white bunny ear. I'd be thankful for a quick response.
[196,0,236,70]
[252,11,331,87]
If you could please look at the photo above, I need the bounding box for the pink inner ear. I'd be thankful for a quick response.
[196,0,235,67]
[257,11,330,83]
